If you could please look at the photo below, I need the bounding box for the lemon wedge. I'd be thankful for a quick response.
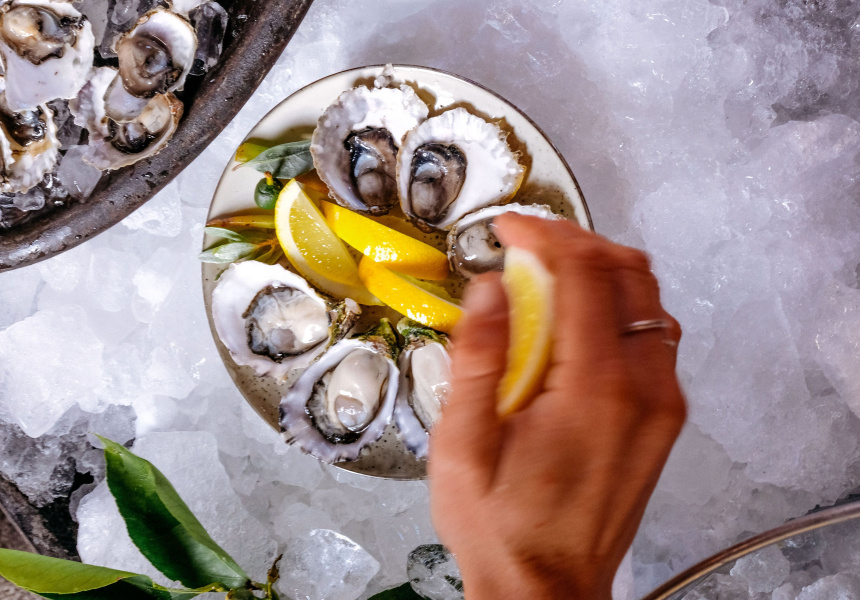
[358,256,462,333]
[275,180,381,305]
[321,202,449,280]
[497,247,555,417]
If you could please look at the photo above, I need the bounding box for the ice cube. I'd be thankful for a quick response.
[406,545,463,600]
[729,545,790,594]
[0,306,104,437]
[121,181,183,237]
[277,529,380,600]
[189,1,228,76]
[56,146,103,200]
[12,186,45,212]
[797,574,860,600]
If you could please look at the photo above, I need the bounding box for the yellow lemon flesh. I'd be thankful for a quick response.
[274,180,381,305]
[497,247,555,417]
[321,202,449,280]
[358,256,462,333]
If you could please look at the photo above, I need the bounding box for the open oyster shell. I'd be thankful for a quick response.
[0,79,58,193]
[211,261,361,381]
[397,107,525,231]
[393,318,452,459]
[114,8,196,97]
[446,203,562,279]
[0,0,95,111]
[71,66,184,171]
[104,8,196,122]
[279,319,400,463]
[311,85,429,215]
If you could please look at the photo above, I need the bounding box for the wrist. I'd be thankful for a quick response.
[458,554,613,600]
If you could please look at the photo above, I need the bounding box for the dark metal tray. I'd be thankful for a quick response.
[0,0,315,272]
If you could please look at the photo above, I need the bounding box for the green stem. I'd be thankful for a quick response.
[206,215,276,229]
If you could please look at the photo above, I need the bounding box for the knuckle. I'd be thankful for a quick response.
[665,313,683,339]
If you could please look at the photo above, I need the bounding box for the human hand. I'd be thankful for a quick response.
[429,214,686,600]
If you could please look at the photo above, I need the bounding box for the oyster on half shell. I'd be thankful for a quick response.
[0,78,58,193]
[0,0,95,111]
[279,319,400,463]
[397,107,525,231]
[311,85,429,215]
[105,8,197,122]
[71,66,184,171]
[393,318,452,459]
[211,261,361,381]
[447,203,562,279]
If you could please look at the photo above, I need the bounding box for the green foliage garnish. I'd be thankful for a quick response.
[368,583,426,599]
[199,227,283,265]
[234,142,269,163]
[255,172,284,209]
[0,549,221,599]
[98,436,250,590]
[241,140,313,180]
[0,437,284,600]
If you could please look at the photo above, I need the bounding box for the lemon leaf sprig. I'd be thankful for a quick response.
[237,140,314,180]
[198,226,283,265]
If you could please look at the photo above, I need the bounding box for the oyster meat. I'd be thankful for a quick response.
[0,79,59,193]
[393,318,452,459]
[105,8,197,122]
[280,319,400,463]
[71,66,184,171]
[211,261,361,380]
[311,84,429,215]
[447,203,562,279]
[397,107,525,231]
[0,0,95,111]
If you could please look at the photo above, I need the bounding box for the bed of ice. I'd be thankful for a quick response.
[2,0,860,598]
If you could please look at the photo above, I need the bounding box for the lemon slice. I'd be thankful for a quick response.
[497,247,555,417]
[321,202,449,280]
[275,180,381,305]
[358,256,463,333]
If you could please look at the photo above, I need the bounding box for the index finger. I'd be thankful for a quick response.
[494,213,625,391]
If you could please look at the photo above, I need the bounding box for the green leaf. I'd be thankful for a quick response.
[204,227,248,242]
[244,140,313,179]
[0,549,213,600]
[212,242,258,261]
[197,247,237,264]
[99,436,250,590]
[198,242,259,264]
[367,583,426,599]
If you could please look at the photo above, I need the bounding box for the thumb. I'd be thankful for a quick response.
[430,273,509,489]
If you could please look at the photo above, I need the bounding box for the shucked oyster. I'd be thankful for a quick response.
[447,203,562,279]
[311,85,429,215]
[0,79,58,193]
[106,8,197,122]
[0,0,95,111]
[393,318,452,459]
[280,319,399,463]
[211,261,361,380]
[397,107,525,231]
[71,66,184,170]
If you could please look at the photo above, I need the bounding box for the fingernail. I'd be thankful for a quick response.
[464,275,506,317]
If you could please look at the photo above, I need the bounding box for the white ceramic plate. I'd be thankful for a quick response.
[201,65,592,479]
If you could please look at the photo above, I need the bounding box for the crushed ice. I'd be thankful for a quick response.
[1,0,860,598]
